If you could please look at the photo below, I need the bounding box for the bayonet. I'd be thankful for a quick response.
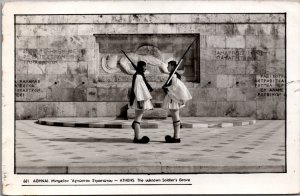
[121,50,137,70]
[163,37,198,87]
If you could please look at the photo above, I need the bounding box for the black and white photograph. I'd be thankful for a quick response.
[2,1,300,195]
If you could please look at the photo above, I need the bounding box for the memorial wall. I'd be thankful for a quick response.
[15,14,285,119]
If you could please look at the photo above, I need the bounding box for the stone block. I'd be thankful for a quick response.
[35,25,60,36]
[216,75,236,88]
[155,24,176,33]
[275,37,285,49]
[245,61,267,75]
[16,61,28,74]
[244,24,260,35]
[86,36,96,49]
[266,60,285,74]
[170,14,193,23]
[16,102,38,120]
[196,101,217,117]
[45,62,68,75]
[266,50,276,61]
[87,88,97,101]
[97,87,129,101]
[148,14,171,23]
[235,101,257,117]
[276,49,285,61]
[137,24,158,34]
[36,102,55,118]
[225,61,246,74]
[245,36,260,48]
[111,15,130,23]
[236,75,256,88]
[64,15,96,23]
[258,24,285,37]
[276,24,286,36]
[215,24,236,36]
[77,25,96,35]
[202,60,227,75]
[200,74,217,88]
[74,102,97,117]
[97,102,117,117]
[46,88,74,101]
[19,15,50,24]
[16,16,31,23]
[52,102,76,117]
[200,49,215,60]
[180,102,197,117]
[243,88,258,101]
[256,101,285,119]
[206,36,226,48]
[94,15,113,23]
[191,88,227,101]
[73,88,87,101]
[226,36,245,48]
[27,63,46,75]
[199,35,207,48]
[53,36,88,49]
[67,62,88,75]
[227,88,247,101]
[129,14,150,23]
[249,14,285,23]
[127,108,168,119]
[216,101,238,117]
[16,36,28,48]
[16,25,35,36]
[196,24,216,35]
[234,24,248,35]
[259,36,276,49]
[36,36,48,48]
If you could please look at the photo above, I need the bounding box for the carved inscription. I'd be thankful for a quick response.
[215,49,266,61]
[15,79,41,98]
[18,49,86,63]
[256,74,285,97]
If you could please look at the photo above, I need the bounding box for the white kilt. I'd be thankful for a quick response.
[162,74,192,110]
[129,74,153,110]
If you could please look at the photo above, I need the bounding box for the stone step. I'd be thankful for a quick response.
[127,108,168,119]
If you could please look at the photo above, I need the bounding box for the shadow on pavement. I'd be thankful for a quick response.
[46,137,133,143]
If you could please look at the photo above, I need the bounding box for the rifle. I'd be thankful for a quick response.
[162,37,198,87]
[121,50,137,70]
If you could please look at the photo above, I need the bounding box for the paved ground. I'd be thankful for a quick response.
[37,117,257,128]
[16,118,286,174]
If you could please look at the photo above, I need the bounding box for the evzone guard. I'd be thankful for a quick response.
[129,61,153,144]
[162,60,192,143]
[122,50,154,144]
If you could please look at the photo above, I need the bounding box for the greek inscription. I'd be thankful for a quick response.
[256,74,285,97]
[215,49,266,61]
[18,49,84,62]
[15,79,41,98]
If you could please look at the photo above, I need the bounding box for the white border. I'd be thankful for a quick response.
[2,1,300,195]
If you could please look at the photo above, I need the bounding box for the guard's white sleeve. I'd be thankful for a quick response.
[134,75,152,101]
[167,74,192,103]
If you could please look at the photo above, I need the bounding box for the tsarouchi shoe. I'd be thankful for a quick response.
[165,135,181,143]
[133,136,150,144]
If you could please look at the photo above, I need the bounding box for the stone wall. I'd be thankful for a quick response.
[15,14,285,120]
